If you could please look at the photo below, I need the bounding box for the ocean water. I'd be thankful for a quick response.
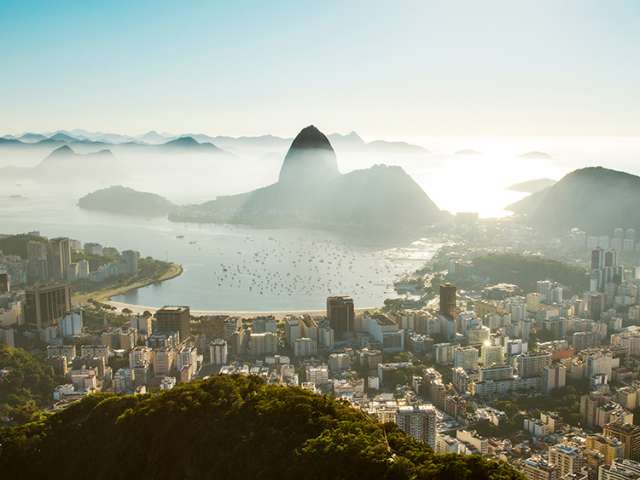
[1,135,638,310]
[0,189,440,310]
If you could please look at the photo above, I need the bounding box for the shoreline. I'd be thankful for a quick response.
[104,300,379,319]
[99,244,446,318]
[72,263,184,305]
[90,240,446,318]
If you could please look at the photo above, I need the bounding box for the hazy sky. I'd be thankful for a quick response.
[1,0,639,138]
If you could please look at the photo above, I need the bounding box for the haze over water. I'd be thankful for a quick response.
[1,134,638,310]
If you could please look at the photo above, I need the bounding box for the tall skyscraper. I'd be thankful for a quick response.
[48,237,72,281]
[516,351,552,378]
[24,284,71,329]
[591,247,605,271]
[599,459,640,480]
[439,283,456,319]
[155,306,191,341]
[27,240,49,283]
[543,363,567,393]
[326,296,354,338]
[209,339,228,365]
[590,248,621,293]
[588,292,605,321]
[121,250,140,275]
[396,405,437,449]
[0,272,9,293]
[603,423,640,461]
[522,456,559,480]
[548,444,584,478]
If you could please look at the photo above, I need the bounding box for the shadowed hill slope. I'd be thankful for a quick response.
[170,125,441,239]
[508,166,640,234]
[0,375,522,480]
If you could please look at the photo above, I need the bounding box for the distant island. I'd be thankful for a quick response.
[508,166,640,233]
[170,125,441,240]
[507,178,556,193]
[519,151,552,159]
[78,185,175,217]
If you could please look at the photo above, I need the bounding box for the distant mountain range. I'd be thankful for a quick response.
[0,132,230,156]
[0,129,428,157]
[158,136,225,153]
[0,145,118,179]
[78,186,175,217]
[170,125,441,240]
[327,132,429,155]
[508,166,640,233]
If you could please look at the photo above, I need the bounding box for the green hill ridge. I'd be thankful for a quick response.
[0,375,521,480]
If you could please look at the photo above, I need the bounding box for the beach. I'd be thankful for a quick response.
[72,262,184,305]
[104,299,377,319]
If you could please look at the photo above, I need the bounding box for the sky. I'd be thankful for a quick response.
[1,0,639,139]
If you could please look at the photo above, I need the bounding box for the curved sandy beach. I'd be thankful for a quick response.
[104,300,377,319]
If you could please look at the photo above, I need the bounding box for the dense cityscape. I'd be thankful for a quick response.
[3,218,640,480]
[2,2,639,479]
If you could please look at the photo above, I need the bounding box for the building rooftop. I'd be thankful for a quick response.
[158,306,190,313]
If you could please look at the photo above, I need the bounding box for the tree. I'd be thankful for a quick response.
[0,375,525,480]
[0,346,60,425]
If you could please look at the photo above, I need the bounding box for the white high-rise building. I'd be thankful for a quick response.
[481,343,504,366]
[129,346,152,368]
[249,332,278,357]
[434,343,455,365]
[599,459,640,480]
[60,310,83,337]
[285,317,302,348]
[306,365,329,387]
[294,337,317,357]
[209,339,228,365]
[537,281,553,303]
[153,348,176,376]
[543,363,567,393]
[177,346,198,372]
[77,259,90,279]
[396,405,437,449]
[454,346,479,370]
[548,444,584,478]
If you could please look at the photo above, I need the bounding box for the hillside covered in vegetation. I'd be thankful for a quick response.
[472,253,588,294]
[0,375,522,480]
[77,185,175,217]
[0,346,60,425]
[508,166,640,234]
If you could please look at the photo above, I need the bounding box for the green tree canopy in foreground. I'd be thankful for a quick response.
[0,346,58,424]
[0,375,523,480]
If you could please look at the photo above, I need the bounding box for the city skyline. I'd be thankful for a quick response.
[4,2,640,479]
